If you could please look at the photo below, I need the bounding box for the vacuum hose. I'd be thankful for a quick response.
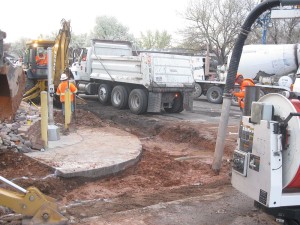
[213,0,300,172]
[224,0,300,94]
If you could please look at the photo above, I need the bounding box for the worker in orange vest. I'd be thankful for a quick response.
[232,73,255,110]
[35,48,48,66]
[56,73,78,115]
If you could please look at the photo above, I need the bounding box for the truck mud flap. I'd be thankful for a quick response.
[183,91,193,111]
[0,65,25,121]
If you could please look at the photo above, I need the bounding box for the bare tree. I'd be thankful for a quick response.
[180,0,259,64]
[268,18,300,44]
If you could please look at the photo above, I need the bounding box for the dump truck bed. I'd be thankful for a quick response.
[89,53,194,89]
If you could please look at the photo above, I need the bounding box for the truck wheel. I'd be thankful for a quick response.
[231,87,239,106]
[164,93,184,113]
[207,86,223,104]
[284,219,300,225]
[111,85,128,109]
[128,89,148,114]
[98,84,112,105]
[231,96,239,106]
[192,83,202,99]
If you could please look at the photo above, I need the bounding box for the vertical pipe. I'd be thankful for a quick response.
[243,86,260,116]
[212,94,231,172]
[47,47,54,125]
[205,44,210,76]
[64,89,71,129]
[41,91,48,148]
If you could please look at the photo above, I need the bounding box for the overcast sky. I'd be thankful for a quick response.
[1,0,190,43]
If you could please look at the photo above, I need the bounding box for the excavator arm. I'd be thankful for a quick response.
[0,176,67,224]
[52,19,71,88]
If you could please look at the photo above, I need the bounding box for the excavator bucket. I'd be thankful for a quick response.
[0,30,25,122]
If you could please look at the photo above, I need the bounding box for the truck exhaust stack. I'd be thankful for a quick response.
[0,30,25,121]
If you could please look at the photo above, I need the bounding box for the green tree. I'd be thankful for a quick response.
[139,30,172,49]
[91,16,134,41]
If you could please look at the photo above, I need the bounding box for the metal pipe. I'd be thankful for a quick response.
[47,47,54,125]
[212,94,232,172]
[243,86,261,116]
[41,91,48,148]
[0,176,27,194]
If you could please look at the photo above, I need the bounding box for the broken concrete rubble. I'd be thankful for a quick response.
[0,101,42,153]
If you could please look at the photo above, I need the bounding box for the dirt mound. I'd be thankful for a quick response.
[54,109,104,128]
[158,124,215,151]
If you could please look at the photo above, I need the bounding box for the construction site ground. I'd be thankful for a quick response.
[0,96,278,225]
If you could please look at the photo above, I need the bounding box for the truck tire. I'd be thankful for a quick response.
[164,94,184,113]
[192,83,202,99]
[206,86,223,104]
[231,96,239,106]
[98,84,112,105]
[128,89,148,114]
[111,85,128,109]
[231,87,240,106]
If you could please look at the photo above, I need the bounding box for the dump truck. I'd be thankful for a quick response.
[192,44,300,104]
[22,19,71,102]
[0,30,25,121]
[70,39,195,114]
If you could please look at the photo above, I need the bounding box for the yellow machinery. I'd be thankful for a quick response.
[0,176,67,224]
[23,19,71,102]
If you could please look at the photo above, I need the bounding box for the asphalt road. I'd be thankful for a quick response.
[78,94,242,125]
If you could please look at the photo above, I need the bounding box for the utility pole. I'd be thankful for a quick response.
[256,11,271,44]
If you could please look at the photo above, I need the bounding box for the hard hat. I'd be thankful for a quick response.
[60,73,68,81]
[38,48,44,54]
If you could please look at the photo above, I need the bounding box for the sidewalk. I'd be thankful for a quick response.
[25,126,142,178]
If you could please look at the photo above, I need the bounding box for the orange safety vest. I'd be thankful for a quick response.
[56,81,78,102]
[233,78,255,109]
[35,54,48,66]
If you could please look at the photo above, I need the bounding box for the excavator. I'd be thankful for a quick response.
[23,19,71,102]
[0,30,25,121]
[0,176,67,224]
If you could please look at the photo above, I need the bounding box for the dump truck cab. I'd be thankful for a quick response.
[23,40,55,80]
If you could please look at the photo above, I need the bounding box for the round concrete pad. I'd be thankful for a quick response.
[26,127,142,178]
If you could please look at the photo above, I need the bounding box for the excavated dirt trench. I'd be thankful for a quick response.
[0,104,238,224]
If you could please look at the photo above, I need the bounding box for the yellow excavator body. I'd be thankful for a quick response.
[23,19,71,102]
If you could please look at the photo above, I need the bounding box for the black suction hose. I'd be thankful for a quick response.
[224,0,300,94]
[213,0,300,173]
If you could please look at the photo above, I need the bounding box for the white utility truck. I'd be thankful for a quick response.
[193,44,300,104]
[70,40,194,114]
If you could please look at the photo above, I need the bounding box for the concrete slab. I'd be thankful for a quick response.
[25,127,142,178]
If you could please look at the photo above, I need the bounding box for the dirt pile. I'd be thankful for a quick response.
[0,106,237,224]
